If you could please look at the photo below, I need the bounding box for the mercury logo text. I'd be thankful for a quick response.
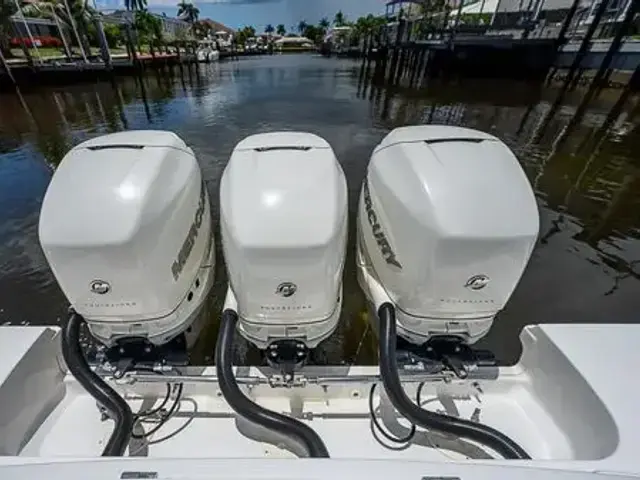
[172,182,206,281]
[363,180,402,269]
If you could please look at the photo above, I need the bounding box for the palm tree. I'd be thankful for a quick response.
[319,17,330,29]
[0,0,18,59]
[265,23,274,34]
[125,0,147,11]
[333,10,346,26]
[297,20,307,34]
[371,15,387,39]
[177,1,199,24]
[235,25,255,45]
[244,25,255,37]
[276,23,285,36]
[134,9,163,43]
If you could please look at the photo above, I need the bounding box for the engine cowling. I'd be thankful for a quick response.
[357,126,539,344]
[220,132,347,349]
[39,131,215,346]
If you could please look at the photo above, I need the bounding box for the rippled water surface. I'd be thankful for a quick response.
[1,54,639,364]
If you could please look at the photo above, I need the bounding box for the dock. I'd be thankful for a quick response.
[0,48,275,90]
[324,0,640,95]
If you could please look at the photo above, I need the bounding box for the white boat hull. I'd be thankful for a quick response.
[0,323,635,474]
[2,458,639,480]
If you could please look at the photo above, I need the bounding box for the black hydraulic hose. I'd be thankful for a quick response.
[62,310,134,456]
[377,303,531,460]
[215,309,330,458]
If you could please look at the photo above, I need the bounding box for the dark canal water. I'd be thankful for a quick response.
[1,54,639,365]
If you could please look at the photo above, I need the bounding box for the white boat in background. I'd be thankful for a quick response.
[197,40,220,62]
[0,127,637,479]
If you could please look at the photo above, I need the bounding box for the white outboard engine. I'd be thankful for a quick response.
[220,132,347,353]
[39,131,215,349]
[357,126,539,346]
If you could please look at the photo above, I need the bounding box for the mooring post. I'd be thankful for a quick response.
[394,45,407,85]
[60,0,88,63]
[0,47,17,87]
[375,44,388,82]
[387,45,398,83]
[449,0,464,49]
[361,63,371,99]
[372,44,382,80]
[440,5,451,41]
[49,5,72,61]
[361,34,368,60]
[538,0,615,139]
[580,64,640,154]
[134,74,152,123]
[357,57,366,97]
[409,47,420,86]
[556,64,639,152]
[381,84,394,121]
[125,24,139,66]
[110,78,129,129]
[592,0,640,95]
[94,18,113,71]
[389,19,406,84]
[547,0,582,85]
[419,48,429,86]
[559,0,611,89]
[556,0,583,46]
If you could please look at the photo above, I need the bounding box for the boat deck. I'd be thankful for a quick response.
[0,324,638,474]
[19,372,562,460]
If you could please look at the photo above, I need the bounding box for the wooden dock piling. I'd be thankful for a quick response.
[566,0,613,90]
[593,1,640,95]
[0,49,16,87]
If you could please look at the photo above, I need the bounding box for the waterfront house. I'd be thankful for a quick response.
[10,16,58,38]
[101,10,191,39]
[274,36,314,51]
[158,13,191,38]
[323,26,352,47]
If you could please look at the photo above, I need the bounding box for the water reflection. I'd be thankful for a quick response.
[0,55,639,363]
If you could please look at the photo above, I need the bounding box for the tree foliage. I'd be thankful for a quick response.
[333,10,346,26]
[193,20,219,39]
[302,24,324,43]
[134,10,163,43]
[23,0,97,52]
[235,25,256,45]
[0,0,18,57]
[125,0,147,12]
[102,23,122,48]
[177,1,199,24]
[352,13,387,40]
[276,23,286,35]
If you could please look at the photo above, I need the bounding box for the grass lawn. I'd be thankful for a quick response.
[9,46,129,61]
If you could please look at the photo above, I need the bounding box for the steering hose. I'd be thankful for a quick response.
[215,309,330,458]
[62,311,134,456]
[377,303,531,460]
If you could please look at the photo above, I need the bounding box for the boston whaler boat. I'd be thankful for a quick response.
[0,126,637,480]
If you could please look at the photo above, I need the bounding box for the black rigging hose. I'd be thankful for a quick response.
[377,303,531,460]
[215,309,330,458]
[62,310,134,456]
